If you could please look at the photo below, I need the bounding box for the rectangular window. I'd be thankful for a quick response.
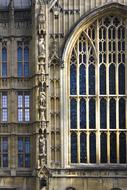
[17,42,29,77]
[18,92,30,122]
[2,47,7,77]
[2,93,8,122]
[0,137,8,167]
[18,137,30,168]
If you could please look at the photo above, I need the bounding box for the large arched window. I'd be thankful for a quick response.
[69,15,126,164]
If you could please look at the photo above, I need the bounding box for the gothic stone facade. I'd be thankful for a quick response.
[0,0,127,190]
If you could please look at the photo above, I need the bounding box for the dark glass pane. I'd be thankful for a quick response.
[110,133,117,163]
[89,64,95,95]
[99,54,102,63]
[2,63,7,77]
[3,154,8,167]
[79,41,82,52]
[119,98,125,129]
[119,133,126,163]
[3,137,8,153]
[80,64,86,95]
[100,64,106,94]
[90,133,96,163]
[2,48,7,62]
[18,137,23,153]
[18,47,22,61]
[109,64,116,94]
[71,133,77,163]
[119,64,125,94]
[70,99,77,129]
[99,28,102,39]
[24,47,29,62]
[99,42,102,51]
[101,133,107,163]
[25,155,30,167]
[18,63,22,77]
[2,48,7,77]
[79,54,82,63]
[18,154,23,167]
[100,99,107,129]
[70,64,77,95]
[80,98,86,129]
[110,99,116,129]
[103,27,106,39]
[25,137,30,154]
[83,42,86,52]
[80,133,87,163]
[89,99,96,129]
[24,62,29,77]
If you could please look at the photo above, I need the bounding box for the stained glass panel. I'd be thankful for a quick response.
[89,99,96,129]
[100,99,107,129]
[119,133,126,163]
[70,64,77,95]
[90,133,96,163]
[80,98,86,129]
[109,64,116,94]
[89,64,95,95]
[80,64,86,95]
[80,133,87,163]
[71,133,77,163]
[110,99,116,129]
[70,99,77,129]
[110,133,117,163]
[101,133,107,163]
[100,64,106,94]
[119,98,125,129]
[119,64,125,94]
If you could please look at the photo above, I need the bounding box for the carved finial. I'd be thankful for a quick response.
[8,0,14,9]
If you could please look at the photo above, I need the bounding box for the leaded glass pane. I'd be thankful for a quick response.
[90,133,96,163]
[119,133,126,163]
[80,98,86,129]
[89,64,95,95]
[119,64,125,94]
[70,99,77,129]
[71,133,77,163]
[70,64,77,95]
[101,133,107,163]
[80,64,86,95]
[119,98,125,129]
[89,99,96,129]
[80,133,87,163]
[18,47,22,77]
[100,64,106,94]
[100,99,107,129]
[109,64,116,94]
[110,133,117,163]
[110,99,116,129]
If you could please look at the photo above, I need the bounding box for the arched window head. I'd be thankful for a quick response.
[69,15,126,164]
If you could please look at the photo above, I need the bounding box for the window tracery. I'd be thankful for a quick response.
[69,15,126,164]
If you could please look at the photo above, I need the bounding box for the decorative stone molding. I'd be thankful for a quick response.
[49,38,64,68]
[37,2,48,182]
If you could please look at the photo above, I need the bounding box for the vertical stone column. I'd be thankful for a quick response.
[36,2,49,189]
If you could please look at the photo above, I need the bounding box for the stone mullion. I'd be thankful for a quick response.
[115,27,119,163]
[96,20,100,164]
[125,18,127,163]
[86,39,89,163]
